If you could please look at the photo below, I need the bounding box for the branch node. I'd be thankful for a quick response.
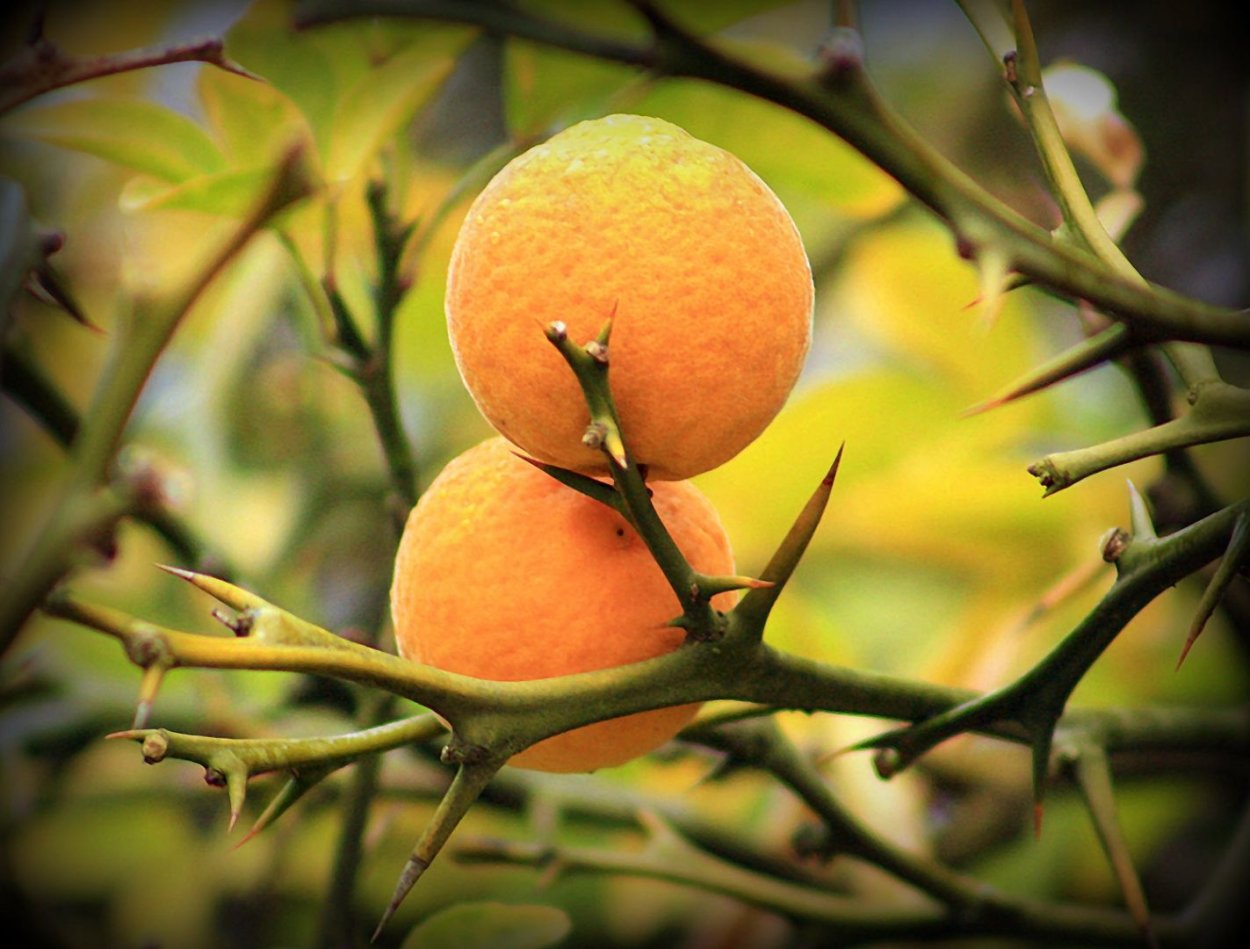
[815,27,865,84]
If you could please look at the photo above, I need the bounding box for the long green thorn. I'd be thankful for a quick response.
[157,563,268,612]
[236,768,333,849]
[371,759,502,942]
[963,322,1134,416]
[1069,743,1157,946]
[1178,511,1249,669]
[133,662,169,728]
[516,455,621,511]
[1125,481,1158,542]
[734,444,843,629]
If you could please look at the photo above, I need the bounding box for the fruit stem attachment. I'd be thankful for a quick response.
[543,318,733,640]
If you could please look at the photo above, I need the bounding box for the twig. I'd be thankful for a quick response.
[296,0,1250,349]
[0,34,259,115]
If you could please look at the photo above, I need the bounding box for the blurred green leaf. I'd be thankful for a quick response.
[7,97,226,182]
[504,43,642,134]
[226,0,340,149]
[324,31,471,183]
[228,0,474,180]
[198,67,309,168]
[402,901,572,949]
[119,168,276,216]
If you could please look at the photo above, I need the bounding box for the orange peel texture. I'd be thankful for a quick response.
[446,113,813,480]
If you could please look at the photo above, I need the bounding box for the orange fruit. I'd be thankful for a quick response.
[446,113,813,481]
[389,436,736,772]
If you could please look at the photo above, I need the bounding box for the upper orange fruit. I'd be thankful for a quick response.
[389,437,736,772]
[446,113,813,480]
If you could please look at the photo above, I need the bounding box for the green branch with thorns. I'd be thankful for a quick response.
[45,317,1250,943]
[6,1,1250,945]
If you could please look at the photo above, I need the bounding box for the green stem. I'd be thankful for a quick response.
[109,713,443,777]
[296,0,1250,348]
[684,717,978,906]
[455,822,1152,945]
[1029,384,1250,495]
[0,33,257,115]
[852,497,1250,782]
[1,342,80,446]
[998,0,1226,398]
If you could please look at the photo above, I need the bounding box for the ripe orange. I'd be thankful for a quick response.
[446,113,813,480]
[389,437,736,772]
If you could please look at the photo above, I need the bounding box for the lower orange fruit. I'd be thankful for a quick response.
[389,437,736,772]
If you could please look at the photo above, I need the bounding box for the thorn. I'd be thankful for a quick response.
[227,768,247,834]
[733,577,775,590]
[1125,481,1157,541]
[105,728,145,741]
[596,305,616,346]
[603,428,628,470]
[688,754,741,788]
[735,442,844,628]
[1177,511,1249,670]
[962,323,1133,416]
[133,663,166,727]
[823,442,845,487]
[132,700,152,730]
[972,248,1011,330]
[157,563,264,612]
[372,855,429,942]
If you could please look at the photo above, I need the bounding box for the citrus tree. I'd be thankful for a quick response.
[1,1,1247,947]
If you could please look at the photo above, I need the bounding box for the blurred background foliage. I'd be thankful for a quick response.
[1,1,1246,946]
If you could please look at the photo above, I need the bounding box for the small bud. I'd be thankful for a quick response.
[1002,50,1018,85]
[39,229,64,256]
[204,767,228,788]
[212,608,253,637]
[582,422,608,450]
[544,320,568,343]
[584,339,609,365]
[1100,527,1131,563]
[873,747,902,779]
[816,27,864,82]
[141,732,169,764]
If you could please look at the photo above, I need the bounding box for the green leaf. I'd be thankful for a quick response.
[228,0,474,177]
[225,0,340,149]
[6,97,226,182]
[401,901,571,949]
[118,167,276,216]
[324,30,470,183]
[197,67,309,168]
[504,42,643,135]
